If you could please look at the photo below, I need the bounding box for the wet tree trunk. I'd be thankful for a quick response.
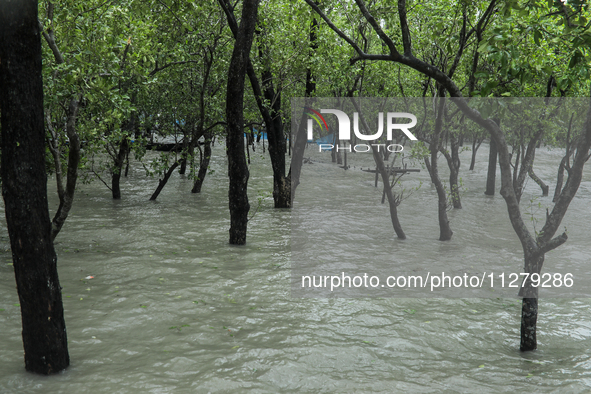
[528,168,549,197]
[0,0,70,373]
[221,0,290,208]
[179,138,189,175]
[150,161,180,200]
[192,133,213,193]
[430,92,453,241]
[40,6,81,241]
[443,134,462,209]
[352,99,406,239]
[553,156,568,202]
[112,137,129,200]
[49,97,81,240]
[484,137,497,195]
[221,0,258,244]
[373,148,406,239]
[469,137,484,171]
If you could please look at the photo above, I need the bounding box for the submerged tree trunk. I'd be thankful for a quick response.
[469,136,484,171]
[150,161,180,200]
[112,137,129,199]
[49,97,81,240]
[553,156,568,202]
[374,148,406,239]
[430,93,453,241]
[192,134,213,193]
[39,6,81,241]
[290,14,319,200]
[0,0,70,373]
[443,134,462,209]
[484,138,497,195]
[221,0,258,244]
[352,98,406,239]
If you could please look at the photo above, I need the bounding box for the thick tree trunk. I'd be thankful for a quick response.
[222,0,258,244]
[521,297,538,351]
[0,0,70,374]
[484,138,497,195]
[519,252,544,351]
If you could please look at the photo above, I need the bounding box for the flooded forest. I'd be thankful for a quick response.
[1,0,591,392]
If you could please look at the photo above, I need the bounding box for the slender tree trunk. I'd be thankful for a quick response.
[469,137,484,171]
[150,162,180,200]
[39,6,81,241]
[0,0,70,373]
[222,0,258,244]
[485,138,497,195]
[373,148,406,239]
[430,93,453,241]
[290,14,319,199]
[112,137,129,199]
[443,135,462,209]
[553,156,568,202]
[179,138,189,175]
[528,168,549,196]
[352,98,406,239]
[50,97,81,240]
[192,136,213,193]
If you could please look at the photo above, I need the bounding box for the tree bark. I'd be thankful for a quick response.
[484,137,497,195]
[528,168,549,197]
[150,161,180,200]
[111,137,129,199]
[0,0,70,374]
[50,97,80,240]
[469,136,484,171]
[192,133,213,193]
[430,92,453,240]
[442,134,462,209]
[222,0,259,244]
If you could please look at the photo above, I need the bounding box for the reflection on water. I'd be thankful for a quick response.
[0,142,590,393]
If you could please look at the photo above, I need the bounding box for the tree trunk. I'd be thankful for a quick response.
[430,93,453,241]
[484,138,497,195]
[150,161,180,200]
[374,148,406,239]
[112,137,129,200]
[521,297,538,351]
[352,98,406,239]
[290,15,319,199]
[469,137,484,171]
[222,0,258,244]
[528,168,549,196]
[443,134,462,209]
[50,97,81,240]
[0,0,70,373]
[553,156,567,202]
[192,134,212,193]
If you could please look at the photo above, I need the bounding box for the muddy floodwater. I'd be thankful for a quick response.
[1,141,591,393]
